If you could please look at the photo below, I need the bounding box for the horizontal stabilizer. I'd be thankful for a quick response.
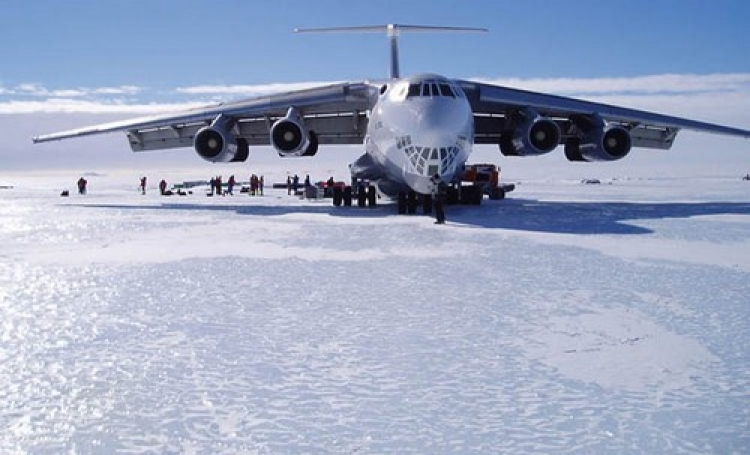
[294,24,488,79]
[293,24,488,34]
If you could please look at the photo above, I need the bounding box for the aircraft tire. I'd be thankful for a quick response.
[343,186,352,206]
[488,187,505,200]
[397,192,407,214]
[407,192,418,214]
[472,187,483,205]
[367,186,377,207]
[422,194,433,214]
[332,186,343,206]
[446,186,459,205]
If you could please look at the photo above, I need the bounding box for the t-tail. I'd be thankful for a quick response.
[293,24,488,79]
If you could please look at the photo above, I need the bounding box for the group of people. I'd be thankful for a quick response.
[208,176,225,196]
[141,176,174,196]
[286,174,313,195]
[248,174,264,196]
[73,170,448,223]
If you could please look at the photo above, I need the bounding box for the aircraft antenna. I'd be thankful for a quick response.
[293,24,488,79]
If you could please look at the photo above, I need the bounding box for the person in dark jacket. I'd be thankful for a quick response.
[431,174,446,224]
[77,177,87,195]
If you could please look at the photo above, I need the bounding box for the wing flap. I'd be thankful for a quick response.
[127,111,369,151]
[458,79,750,146]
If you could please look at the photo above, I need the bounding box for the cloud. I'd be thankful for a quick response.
[471,73,750,96]
[1,83,144,99]
[92,86,143,95]
[0,98,201,115]
[174,81,340,97]
[1,73,749,127]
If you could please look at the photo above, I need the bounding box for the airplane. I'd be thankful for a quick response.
[33,24,750,210]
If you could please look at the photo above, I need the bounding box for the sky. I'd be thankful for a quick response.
[1,0,749,170]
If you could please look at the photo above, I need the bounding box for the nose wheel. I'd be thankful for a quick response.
[397,191,433,215]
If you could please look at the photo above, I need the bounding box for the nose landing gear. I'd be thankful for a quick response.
[397,191,433,214]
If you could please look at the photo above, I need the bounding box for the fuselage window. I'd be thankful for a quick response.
[431,84,440,96]
[422,83,432,97]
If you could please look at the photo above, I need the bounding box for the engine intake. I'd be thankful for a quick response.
[565,116,632,162]
[270,107,318,157]
[193,114,248,163]
[500,109,561,156]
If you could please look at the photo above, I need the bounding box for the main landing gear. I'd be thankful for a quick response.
[397,192,433,215]
[332,185,377,208]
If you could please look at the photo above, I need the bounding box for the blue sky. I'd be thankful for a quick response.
[1,0,749,171]
[2,0,749,97]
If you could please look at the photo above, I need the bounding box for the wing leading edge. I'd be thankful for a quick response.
[33,82,379,151]
[459,79,750,151]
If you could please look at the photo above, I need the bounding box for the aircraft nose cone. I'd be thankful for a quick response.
[404,134,462,178]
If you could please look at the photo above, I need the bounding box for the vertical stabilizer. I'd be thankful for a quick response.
[293,24,488,79]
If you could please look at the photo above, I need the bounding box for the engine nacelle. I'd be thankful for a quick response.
[270,107,319,157]
[500,109,561,156]
[565,123,632,162]
[193,114,249,163]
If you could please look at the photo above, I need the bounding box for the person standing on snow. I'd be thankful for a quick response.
[77,177,87,195]
[431,173,446,224]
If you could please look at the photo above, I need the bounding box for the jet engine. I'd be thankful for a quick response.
[270,107,319,157]
[193,114,249,163]
[500,109,561,156]
[565,117,632,162]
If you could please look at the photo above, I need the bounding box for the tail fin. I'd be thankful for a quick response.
[293,24,488,79]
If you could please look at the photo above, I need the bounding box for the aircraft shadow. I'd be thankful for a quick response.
[75,198,750,236]
[450,199,750,234]
[76,200,395,219]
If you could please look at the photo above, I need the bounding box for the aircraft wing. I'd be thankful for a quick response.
[456,79,750,150]
[33,82,378,151]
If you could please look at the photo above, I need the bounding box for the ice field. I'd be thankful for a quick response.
[1,147,749,453]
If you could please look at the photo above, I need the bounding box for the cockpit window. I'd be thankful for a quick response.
[438,84,454,97]
[405,80,462,99]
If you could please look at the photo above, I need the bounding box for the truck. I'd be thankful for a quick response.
[447,163,515,205]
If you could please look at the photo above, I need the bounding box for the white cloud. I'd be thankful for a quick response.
[0,98,201,115]
[174,81,339,97]
[1,73,749,129]
[92,86,143,95]
[471,73,750,96]
[3,84,144,99]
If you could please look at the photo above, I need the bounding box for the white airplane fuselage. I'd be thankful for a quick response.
[362,74,473,195]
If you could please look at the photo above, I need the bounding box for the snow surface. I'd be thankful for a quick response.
[1,150,750,453]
